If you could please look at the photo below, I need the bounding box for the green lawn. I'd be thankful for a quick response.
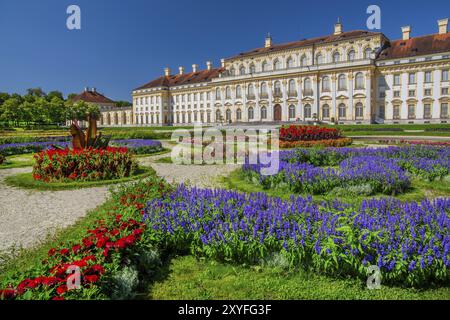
[4,166,154,191]
[0,154,35,169]
[148,256,450,300]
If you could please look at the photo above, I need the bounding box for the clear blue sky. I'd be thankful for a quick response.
[0,0,449,101]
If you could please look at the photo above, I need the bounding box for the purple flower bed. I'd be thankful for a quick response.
[110,139,163,155]
[243,146,450,195]
[0,141,71,156]
[143,185,450,286]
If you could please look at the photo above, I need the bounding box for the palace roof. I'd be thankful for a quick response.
[378,32,450,60]
[134,68,224,91]
[72,90,115,104]
[226,30,382,60]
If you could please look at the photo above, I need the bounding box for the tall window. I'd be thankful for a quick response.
[287,57,295,68]
[239,66,246,75]
[274,81,282,97]
[249,64,256,74]
[300,55,308,67]
[364,48,372,59]
[304,104,312,118]
[262,61,269,72]
[236,85,242,99]
[288,79,296,95]
[236,108,242,121]
[215,88,221,99]
[348,50,356,61]
[248,84,255,98]
[261,106,267,119]
[289,105,296,119]
[442,70,449,82]
[216,110,221,122]
[230,67,235,76]
[425,71,432,83]
[304,78,312,95]
[316,54,323,65]
[355,73,365,90]
[322,76,330,92]
[225,86,231,99]
[322,104,330,119]
[248,107,254,120]
[409,73,416,84]
[393,105,400,119]
[355,103,364,119]
[273,59,282,70]
[338,104,346,119]
[333,51,340,63]
[260,82,268,97]
[394,74,401,86]
[424,104,432,119]
[441,103,449,118]
[338,74,347,91]
[226,109,231,121]
[408,104,415,119]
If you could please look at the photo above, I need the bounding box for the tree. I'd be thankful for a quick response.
[1,97,22,125]
[46,91,64,101]
[115,100,132,108]
[65,100,100,122]
[26,88,45,97]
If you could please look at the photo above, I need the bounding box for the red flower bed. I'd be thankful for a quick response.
[280,138,353,149]
[280,125,342,142]
[0,177,171,300]
[33,147,137,182]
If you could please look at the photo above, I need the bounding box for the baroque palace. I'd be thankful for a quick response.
[131,19,450,126]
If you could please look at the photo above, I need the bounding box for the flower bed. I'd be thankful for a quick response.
[0,141,70,156]
[32,147,138,182]
[0,177,171,300]
[279,138,352,149]
[110,139,163,155]
[242,146,450,195]
[143,186,450,287]
[379,139,450,147]
[280,125,342,142]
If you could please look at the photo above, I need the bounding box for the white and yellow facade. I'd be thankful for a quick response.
[132,19,450,126]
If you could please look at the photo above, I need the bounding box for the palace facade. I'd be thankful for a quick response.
[132,19,450,126]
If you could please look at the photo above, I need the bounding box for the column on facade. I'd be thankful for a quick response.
[365,72,372,121]
[210,90,215,124]
[331,74,337,121]
[416,71,424,120]
[348,73,354,121]
[297,77,303,120]
[432,70,441,119]
[282,80,288,121]
[255,83,261,122]
[312,76,319,118]
[400,72,408,120]
[242,85,248,122]
[268,82,274,121]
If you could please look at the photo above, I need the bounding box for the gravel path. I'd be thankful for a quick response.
[0,167,109,252]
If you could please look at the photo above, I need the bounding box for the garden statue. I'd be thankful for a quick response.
[69,115,110,149]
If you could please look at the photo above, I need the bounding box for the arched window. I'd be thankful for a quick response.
[273,59,282,70]
[247,84,255,98]
[300,55,308,67]
[304,104,312,118]
[215,88,221,99]
[333,51,340,63]
[226,109,231,121]
[355,103,364,119]
[355,73,365,90]
[322,76,330,92]
[338,74,347,91]
[348,50,356,61]
[236,85,242,98]
[288,79,296,96]
[239,65,246,75]
[260,82,268,97]
[262,61,269,72]
[338,104,346,119]
[316,53,323,65]
[274,81,282,97]
[249,63,256,74]
[248,107,254,120]
[261,106,267,119]
[322,104,330,119]
[236,108,242,121]
[216,110,221,122]
[304,78,312,95]
[364,48,372,59]
[289,105,296,119]
[225,86,231,99]
[287,57,295,68]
